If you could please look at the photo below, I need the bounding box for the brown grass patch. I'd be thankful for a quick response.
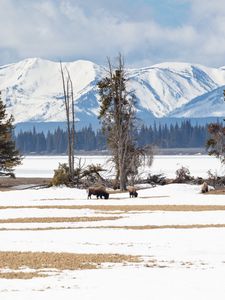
[207,189,225,195]
[0,216,120,224]
[0,227,78,231]
[2,223,225,231]
[0,271,47,279]
[0,177,51,191]
[0,251,140,271]
[87,224,225,230]
[1,204,225,212]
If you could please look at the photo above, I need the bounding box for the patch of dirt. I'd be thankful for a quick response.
[0,251,140,271]
[0,216,120,223]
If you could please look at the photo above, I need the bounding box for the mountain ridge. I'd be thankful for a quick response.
[0,57,224,127]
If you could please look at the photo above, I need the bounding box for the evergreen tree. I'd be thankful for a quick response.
[46,131,54,153]
[14,121,210,154]
[0,91,21,176]
[207,123,225,163]
[207,90,225,163]
[98,54,153,190]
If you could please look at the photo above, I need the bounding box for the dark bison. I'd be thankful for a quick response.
[87,186,109,199]
[127,186,138,198]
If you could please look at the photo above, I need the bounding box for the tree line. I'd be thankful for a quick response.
[15,120,210,154]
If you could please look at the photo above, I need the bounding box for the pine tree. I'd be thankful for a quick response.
[207,90,225,163]
[98,54,153,190]
[0,91,21,176]
[207,123,225,163]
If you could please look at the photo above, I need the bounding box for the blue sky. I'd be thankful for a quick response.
[0,0,225,67]
[141,0,190,27]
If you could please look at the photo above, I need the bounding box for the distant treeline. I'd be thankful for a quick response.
[15,121,209,154]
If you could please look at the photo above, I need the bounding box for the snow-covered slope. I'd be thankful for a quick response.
[170,85,225,118]
[0,58,104,123]
[128,62,225,117]
[0,58,225,125]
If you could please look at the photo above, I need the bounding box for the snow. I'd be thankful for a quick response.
[170,85,225,117]
[1,156,225,299]
[0,184,225,299]
[14,154,224,178]
[1,58,225,123]
[0,58,104,123]
[2,267,225,300]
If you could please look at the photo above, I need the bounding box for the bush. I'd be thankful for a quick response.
[207,170,225,188]
[146,173,167,185]
[174,166,192,183]
[50,162,106,187]
[50,163,70,186]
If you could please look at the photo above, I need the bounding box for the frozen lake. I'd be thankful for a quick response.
[14,155,225,179]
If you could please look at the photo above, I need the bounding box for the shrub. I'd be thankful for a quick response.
[50,163,70,186]
[174,166,192,183]
[207,170,225,188]
[146,173,166,185]
[50,162,106,187]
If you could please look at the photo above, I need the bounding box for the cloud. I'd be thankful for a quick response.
[0,0,224,67]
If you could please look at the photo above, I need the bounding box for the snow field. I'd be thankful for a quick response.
[1,182,225,299]
[14,154,225,178]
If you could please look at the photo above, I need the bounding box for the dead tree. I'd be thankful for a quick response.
[60,62,75,179]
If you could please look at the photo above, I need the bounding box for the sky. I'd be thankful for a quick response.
[0,0,225,68]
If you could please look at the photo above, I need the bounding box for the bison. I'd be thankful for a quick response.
[201,182,208,193]
[127,186,138,198]
[87,186,109,199]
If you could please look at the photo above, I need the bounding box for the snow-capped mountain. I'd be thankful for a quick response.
[0,58,104,124]
[169,85,225,118]
[0,58,225,127]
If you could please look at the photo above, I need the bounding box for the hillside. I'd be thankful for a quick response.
[0,58,225,128]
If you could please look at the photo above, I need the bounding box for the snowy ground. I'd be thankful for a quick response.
[1,182,225,299]
[14,155,225,178]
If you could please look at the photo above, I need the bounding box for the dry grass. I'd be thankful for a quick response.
[0,251,140,271]
[0,227,79,231]
[207,189,225,195]
[1,204,225,212]
[0,177,51,191]
[0,271,47,279]
[0,216,120,223]
[87,224,225,230]
[2,223,225,231]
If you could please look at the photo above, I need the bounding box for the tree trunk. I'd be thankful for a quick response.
[60,62,75,180]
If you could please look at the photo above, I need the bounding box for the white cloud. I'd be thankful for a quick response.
[0,0,224,67]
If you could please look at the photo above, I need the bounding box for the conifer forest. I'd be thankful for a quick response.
[15,120,209,154]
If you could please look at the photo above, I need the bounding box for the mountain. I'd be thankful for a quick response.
[0,58,104,126]
[0,58,225,129]
[169,85,225,118]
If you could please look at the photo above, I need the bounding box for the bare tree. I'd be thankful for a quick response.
[98,54,153,190]
[60,62,75,179]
